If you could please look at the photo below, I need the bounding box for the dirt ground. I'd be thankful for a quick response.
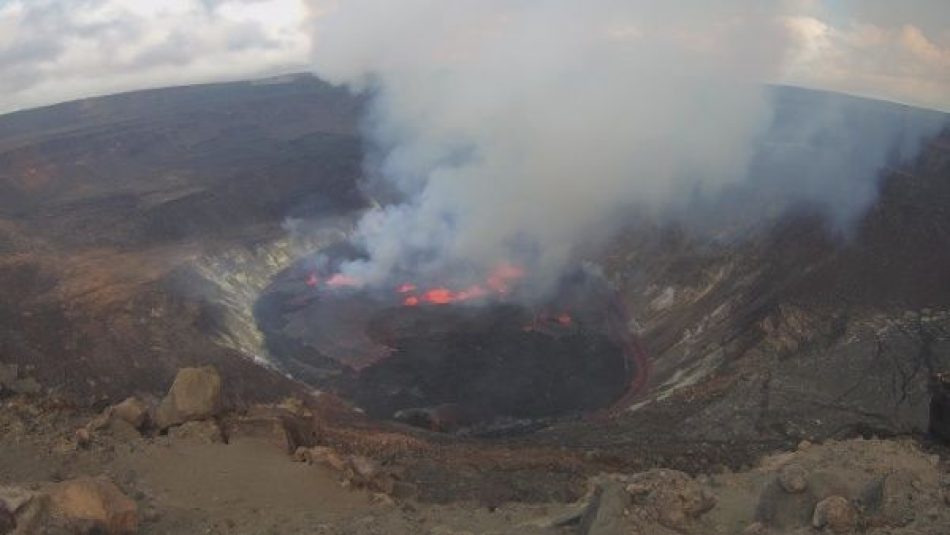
[2,394,950,534]
[0,395,577,534]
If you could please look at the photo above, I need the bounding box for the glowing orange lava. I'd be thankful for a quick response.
[420,288,451,304]
[456,285,488,300]
[326,273,361,288]
[318,262,525,306]
[394,263,525,306]
[486,263,524,293]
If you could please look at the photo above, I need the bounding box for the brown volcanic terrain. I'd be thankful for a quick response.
[0,76,947,435]
[0,76,949,533]
[0,74,364,403]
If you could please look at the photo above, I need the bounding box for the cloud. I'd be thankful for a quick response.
[783,2,950,111]
[1,1,948,114]
[0,0,311,114]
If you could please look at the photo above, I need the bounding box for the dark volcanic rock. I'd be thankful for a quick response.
[929,373,950,443]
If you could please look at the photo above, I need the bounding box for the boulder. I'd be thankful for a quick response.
[778,464,809,494]
[86,411,112,432]
[624,469,716,532]
[226,404,318,453]
[756,470,851,530]
[104,418,144,442]
[0,486,49,535]
[74,428,92,449]
[110,397,149,430]
[85,402,146,441]
[154,367,222,429]
[812,496,856,534]
[0,487,33,516]
[579,479,629,535]
[49,477,138,535]
[865,470,922,527]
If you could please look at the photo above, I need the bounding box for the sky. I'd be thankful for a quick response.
[0,0,947,115]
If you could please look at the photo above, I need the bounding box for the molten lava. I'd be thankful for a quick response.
[395,263,525,307]
[486,263,524,293]
[326,273,361,288]
[312,262,527,307]
[422,288,454,304]
[412,285,490,305]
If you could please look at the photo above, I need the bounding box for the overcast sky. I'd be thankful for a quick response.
[0,0,947,114]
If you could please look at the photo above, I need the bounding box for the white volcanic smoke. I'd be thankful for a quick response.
[304,1,939,293]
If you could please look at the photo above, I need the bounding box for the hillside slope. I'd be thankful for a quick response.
[0,74,364,403]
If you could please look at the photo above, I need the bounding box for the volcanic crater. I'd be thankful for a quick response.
[254,252,645,434]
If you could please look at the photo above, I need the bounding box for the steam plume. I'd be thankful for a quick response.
[306,1,945,293]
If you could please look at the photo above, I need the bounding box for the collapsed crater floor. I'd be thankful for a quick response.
[254,259,637,433]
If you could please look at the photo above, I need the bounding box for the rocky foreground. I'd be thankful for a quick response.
[1,365,948,535]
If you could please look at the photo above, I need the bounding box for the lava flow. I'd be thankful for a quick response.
[326,273,361,288]
[399,263,523,306]
[306,263,526,307]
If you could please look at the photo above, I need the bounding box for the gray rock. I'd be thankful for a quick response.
[579,479,629,535]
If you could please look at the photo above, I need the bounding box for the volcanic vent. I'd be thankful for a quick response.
[255,246,646,433]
